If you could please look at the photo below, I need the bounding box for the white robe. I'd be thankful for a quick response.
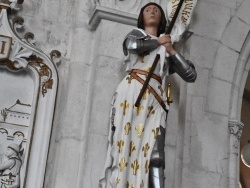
[99,34,169,188]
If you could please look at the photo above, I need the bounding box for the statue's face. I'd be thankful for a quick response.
[143,5,161,28]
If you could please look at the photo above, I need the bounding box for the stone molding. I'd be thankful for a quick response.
[88,5,137,30]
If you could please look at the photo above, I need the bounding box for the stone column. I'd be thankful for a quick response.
[228,119,244,188]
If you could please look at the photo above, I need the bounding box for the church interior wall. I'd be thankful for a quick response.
[7,0,250,187]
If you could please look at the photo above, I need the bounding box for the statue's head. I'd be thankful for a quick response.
[137,2,167,37]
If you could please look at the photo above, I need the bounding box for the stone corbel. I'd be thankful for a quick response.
[88,5,137,30]
[229,119,244,154]
[88,4,194,42]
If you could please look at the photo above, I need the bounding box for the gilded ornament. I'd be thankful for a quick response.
[152,127,160,139]
[166,83,173,104]
[142,143,150,157]
[134,104,144,116]
[28,55,53,97]
[129,141,136,157]
[124,122,131,135]
[147,106,155,118]
[131,159,140,176]
[117,140,124,153]
[119,157,128,172]
[135,123,144,138]
[120,100,129,116]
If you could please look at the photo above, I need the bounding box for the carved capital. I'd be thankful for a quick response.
[228,119,244,153]
[229,119,244,138]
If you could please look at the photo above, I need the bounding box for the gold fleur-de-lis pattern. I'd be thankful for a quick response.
[142,143,150,157]
[126,75,133,84]
[145,160,149,174]
[120,100,129,116]
[134,104,144,116]
[152,127,160,139]
[129,141,136,157]
[135,123,144,138]
[140,180,144,188]
[124,122,131,135]
[131,159,140,176]
[126,181,135,188]
[117,140,124,153]
[103,39,169,188]
[147,106,155,118]
[119,157,128,172]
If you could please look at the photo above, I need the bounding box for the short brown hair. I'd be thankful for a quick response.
[137,2,167,37]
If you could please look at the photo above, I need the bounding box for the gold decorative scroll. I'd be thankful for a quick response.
[28,55,53,97]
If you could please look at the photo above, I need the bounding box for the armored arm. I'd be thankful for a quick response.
[123,29,160,56]
[168,52,197,83]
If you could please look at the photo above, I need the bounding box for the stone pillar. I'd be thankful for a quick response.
[228,119,244,188]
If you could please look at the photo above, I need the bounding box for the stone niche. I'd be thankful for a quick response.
[0,1,59,188]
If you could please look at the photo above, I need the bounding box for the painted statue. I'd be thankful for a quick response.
[99,2,197,188]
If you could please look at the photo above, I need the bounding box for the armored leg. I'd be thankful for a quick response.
[149,126,166,188]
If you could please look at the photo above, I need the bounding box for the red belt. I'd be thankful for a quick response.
[129,69,167,113]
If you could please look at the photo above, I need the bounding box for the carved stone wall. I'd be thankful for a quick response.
[0,2,59,187]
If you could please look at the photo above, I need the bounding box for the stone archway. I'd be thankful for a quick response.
[227,27,250,188]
